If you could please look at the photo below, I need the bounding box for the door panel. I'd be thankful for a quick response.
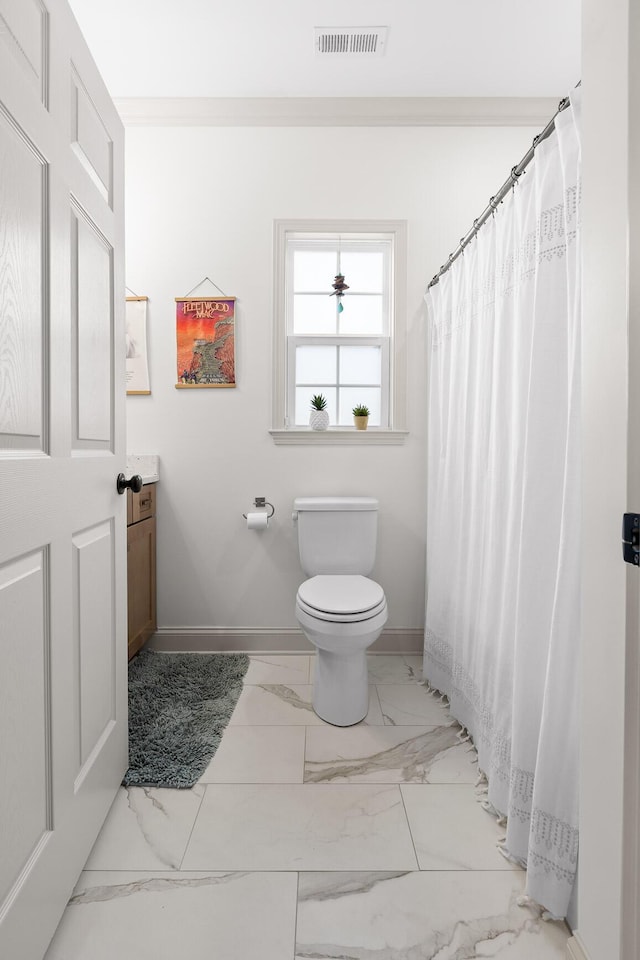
[0,548,50,908]
[72,206,112,447]
[0,0,126,957]
[0,0,49,106]
[73,521,115,773]
[70,66,111,201]
[0,106,46,453]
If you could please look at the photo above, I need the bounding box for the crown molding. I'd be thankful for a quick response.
[113,96,558,128]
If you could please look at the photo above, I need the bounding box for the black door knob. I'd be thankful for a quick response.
[117,473,143,495]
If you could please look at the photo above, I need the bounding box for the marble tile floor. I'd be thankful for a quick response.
[45,654,569,959]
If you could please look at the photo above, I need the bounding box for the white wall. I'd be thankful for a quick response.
[124,122,536,645]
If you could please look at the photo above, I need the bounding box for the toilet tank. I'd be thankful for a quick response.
[293,497,379,576]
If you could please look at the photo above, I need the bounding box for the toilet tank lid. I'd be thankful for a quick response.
[294,497,378,512]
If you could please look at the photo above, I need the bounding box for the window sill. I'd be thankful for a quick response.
[269,428,408,446]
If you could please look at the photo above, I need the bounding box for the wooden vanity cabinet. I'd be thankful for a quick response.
[126,484,157,660]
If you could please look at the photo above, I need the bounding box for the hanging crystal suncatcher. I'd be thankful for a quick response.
[330,274,349,313]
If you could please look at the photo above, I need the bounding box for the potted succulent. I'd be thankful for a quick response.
[310,393,330,431]
[352,404,370,430]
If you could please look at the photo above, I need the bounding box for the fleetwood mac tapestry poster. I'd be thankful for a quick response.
[175,297,236,388]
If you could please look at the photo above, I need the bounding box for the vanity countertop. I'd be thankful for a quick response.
[126,454,159,485]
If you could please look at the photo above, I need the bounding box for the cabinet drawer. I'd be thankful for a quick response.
[131,483,156,524]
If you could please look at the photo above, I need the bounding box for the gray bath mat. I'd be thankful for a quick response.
[123,650,249,788]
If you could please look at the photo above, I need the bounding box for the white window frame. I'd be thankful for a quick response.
[271,219,408,445]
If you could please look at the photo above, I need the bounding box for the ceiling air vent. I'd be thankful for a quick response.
[314,26,388,57]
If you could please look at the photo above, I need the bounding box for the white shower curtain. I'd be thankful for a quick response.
[424,90,581,919]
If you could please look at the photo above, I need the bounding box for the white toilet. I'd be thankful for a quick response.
[293,497,388,726]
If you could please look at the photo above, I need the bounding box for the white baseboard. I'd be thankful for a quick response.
[147,626,423,654]
[566,934,590,960]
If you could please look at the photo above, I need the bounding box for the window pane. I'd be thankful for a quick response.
[340,251,384,292]
[294,251,337,292]
[339,346,381,385]
[338,295,383,334]
[295,387,337,427]
[293,294,337,334]
[338,387,382,426]
[296,345,337,385]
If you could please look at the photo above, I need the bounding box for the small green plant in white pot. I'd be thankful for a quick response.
[353,404,370,430]
[310,394,330,431]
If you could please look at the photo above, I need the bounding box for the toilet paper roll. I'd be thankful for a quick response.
[246,511,269,530]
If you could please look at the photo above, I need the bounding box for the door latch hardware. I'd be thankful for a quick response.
[622,513,640,565]
[117,473,143,495]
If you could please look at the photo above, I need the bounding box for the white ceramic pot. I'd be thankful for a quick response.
[310,409,330,431]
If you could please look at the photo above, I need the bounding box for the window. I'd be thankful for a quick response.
[272,221,407,444]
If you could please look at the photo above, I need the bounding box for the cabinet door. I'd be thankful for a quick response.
[127,517,156,659]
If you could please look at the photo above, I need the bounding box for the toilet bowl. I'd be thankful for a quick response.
[293,497,387,726]
[295,573,388,726]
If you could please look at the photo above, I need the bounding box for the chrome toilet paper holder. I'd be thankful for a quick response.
[243,497,275,520]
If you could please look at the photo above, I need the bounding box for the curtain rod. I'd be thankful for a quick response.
[426,84,580,290]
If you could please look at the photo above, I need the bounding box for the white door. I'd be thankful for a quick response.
[576,1,640,959]
[0,1,126,958]
[622,0,640,950]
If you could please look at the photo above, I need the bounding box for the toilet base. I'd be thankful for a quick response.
[295,597,387,728]
[313,648,369,726]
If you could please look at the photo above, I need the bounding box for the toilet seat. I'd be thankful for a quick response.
[297,575,386,623]
[296,596,387,623]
